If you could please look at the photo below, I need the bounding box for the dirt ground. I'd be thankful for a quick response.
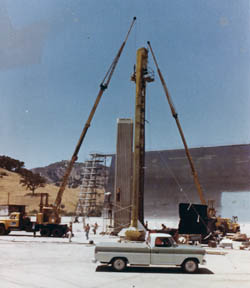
[0,218,250,288]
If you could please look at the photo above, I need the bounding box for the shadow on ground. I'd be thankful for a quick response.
[96,265,213,274]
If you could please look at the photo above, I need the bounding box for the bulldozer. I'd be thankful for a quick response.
[215,216,240,235]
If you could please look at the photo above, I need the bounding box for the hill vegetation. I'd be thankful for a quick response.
[0,154,80,215]
[0,167,80,214]
[0,155,105,215]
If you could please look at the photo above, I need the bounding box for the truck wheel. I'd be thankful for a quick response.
[112,258,127,272]
[52,228,63,238]
[0,225,6,236]
[182,259,198,273]
[5,229,10,235]
[40,227,51,237]
[24,222,33,232]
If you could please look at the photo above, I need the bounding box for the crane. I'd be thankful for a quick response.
[147,41,207,206]
[52,17,136,223]
[147,42,241,236]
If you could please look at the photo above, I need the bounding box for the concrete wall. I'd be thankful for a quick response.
[113,119,133,231]
[108,144,250,219]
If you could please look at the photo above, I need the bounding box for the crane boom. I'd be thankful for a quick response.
[147,41,206,205]
[54,17,136,209]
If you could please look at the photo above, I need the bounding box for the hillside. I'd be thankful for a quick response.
[32,160,109,188]
[32,161,86,187]
[0,168,80,214]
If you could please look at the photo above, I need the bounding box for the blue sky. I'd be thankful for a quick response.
[0,0,249,168]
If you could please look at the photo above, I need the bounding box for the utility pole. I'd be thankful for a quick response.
[131,48,154,228]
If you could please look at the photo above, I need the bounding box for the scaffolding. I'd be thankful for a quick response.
[75,153,111,225]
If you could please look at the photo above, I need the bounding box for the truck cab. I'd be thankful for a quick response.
[0,212,34,235]
[1,212,21,230]
[6,212,21,228]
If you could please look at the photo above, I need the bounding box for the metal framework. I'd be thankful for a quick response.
[75,153,111,223]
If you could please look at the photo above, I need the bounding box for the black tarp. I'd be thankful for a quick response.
[178,203,208,235]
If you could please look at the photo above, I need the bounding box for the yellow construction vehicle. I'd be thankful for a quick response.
[0,193,68,237]
[215,216,240,235]
[0,211,30,235]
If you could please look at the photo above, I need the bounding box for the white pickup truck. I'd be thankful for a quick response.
[94,233,206,273]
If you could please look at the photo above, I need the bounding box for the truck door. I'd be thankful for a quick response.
[8,214,19,228]
[150,237,175,265]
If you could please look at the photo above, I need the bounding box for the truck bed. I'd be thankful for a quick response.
[96,241,150,253]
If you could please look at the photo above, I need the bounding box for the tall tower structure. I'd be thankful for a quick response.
[113,119,133,232]
[131,48,154,227]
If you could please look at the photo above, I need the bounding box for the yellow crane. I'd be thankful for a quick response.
[0,18,137,237]
[51,17,136,224]
[147,42,240,236]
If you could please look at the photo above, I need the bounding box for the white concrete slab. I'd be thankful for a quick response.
[0,218,250,288]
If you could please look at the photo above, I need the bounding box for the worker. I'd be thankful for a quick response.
[161,224,167,231]
[155,237,162,247]
[68,222,73,243]
[84,223,90,240]
[32,222,36,238]
[92,222,98,235]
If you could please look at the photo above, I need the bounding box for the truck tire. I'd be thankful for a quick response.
[5,229,10,235]
[24,222,33,232]
[182,259,198,273]
[52,228,63,238]
[0,225,6,236]
[40,227,51,237]
[112,258,127,272]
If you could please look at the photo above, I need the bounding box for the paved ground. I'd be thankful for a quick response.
[0,219,250,288]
